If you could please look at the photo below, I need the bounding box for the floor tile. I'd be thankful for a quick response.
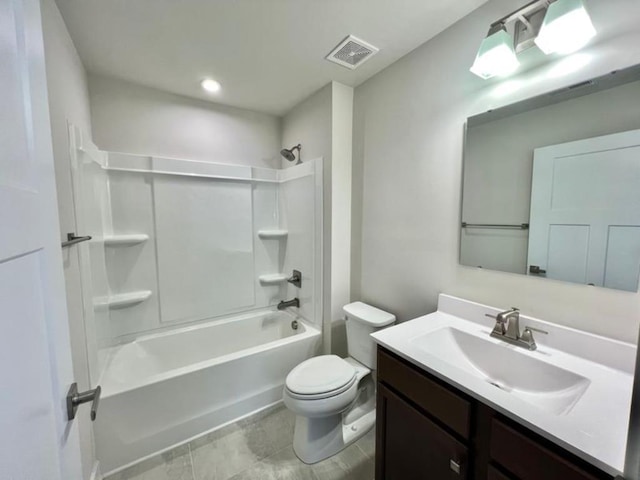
[227,446,316,480]
[190,427,260,480]
[313,443,374,480]
[239,405,296,460]
[354,427,375,459]
[106,404,375,480]
[106,445,194,480]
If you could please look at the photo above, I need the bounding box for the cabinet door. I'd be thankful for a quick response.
[377,383,468,480]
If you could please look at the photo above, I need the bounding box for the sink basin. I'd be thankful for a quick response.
[411,327,590,415]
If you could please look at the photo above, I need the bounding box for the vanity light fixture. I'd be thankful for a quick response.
[535,0,596,54]
[470,26,520,79]
[201,78,221,93]
[470,0,597,80]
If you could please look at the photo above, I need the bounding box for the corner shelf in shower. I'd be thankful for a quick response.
[258,274,289,286]
[94,290,152,310]
[104,234,149,246]
[257,229,288,239]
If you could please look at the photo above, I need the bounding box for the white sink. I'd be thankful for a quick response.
[371,294,635,475]
[411,327,591,415]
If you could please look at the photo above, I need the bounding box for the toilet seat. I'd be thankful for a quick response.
[285,355,357,399]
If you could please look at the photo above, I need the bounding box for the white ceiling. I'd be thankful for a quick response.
[55,0,488,115]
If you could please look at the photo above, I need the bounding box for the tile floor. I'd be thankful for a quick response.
[106,404,375,480]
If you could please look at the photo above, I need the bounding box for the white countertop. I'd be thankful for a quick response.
[371,294,635,476]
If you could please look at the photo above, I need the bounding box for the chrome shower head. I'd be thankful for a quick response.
[280,144,302,163]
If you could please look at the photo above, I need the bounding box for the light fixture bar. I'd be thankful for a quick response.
[489,0,550,31]
[471,0,597,80]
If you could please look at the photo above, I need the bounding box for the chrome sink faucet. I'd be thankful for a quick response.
[485,307,548,351]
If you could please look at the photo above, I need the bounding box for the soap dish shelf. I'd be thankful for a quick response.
[259,274,289,286]
[95,290,152,309]
[104,234,149,246]
[258,229,288,239]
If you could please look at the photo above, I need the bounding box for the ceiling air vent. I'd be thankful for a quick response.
[325,35,379,70]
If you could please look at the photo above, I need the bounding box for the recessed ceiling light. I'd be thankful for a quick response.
[201,78,221,93]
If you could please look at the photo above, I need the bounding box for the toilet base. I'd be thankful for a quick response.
[292,409,375,464]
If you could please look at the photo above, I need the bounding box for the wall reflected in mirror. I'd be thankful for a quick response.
[461,64,640,292]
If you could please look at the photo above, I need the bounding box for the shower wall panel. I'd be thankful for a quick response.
[154,176,255,324]
[279,161,323,327]
[107,171,160,340]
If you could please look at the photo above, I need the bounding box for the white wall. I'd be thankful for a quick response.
[89,74,281,168]
[352,0,640,343]
[330,83,354,356]
[41,0,96,478]
[281,82,353,354]
[462,80,640,275]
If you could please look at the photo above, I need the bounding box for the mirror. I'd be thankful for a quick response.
[461,64,640,292]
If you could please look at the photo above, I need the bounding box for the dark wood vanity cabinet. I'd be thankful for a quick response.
[378,383,469,479]
[375,347,614,480]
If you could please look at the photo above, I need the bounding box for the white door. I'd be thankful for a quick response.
[1,0,83,478]
[528,129,640,291]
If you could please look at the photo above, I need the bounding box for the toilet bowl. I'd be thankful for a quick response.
[283,302,395,464]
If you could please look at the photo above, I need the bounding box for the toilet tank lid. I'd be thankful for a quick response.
[343,302,396,327]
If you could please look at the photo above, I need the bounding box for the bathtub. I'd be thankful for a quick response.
[94,309,321,474]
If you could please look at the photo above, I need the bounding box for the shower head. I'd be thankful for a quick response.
[280,144,302,163]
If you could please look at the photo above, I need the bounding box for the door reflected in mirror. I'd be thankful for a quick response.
[461,64,640,292]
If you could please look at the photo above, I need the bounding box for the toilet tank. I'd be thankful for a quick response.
[344,302,396,369]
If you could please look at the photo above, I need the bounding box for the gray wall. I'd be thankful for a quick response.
[89,74,282,168]
[41,0,95,477]
[462,80,640,274]
[281,82,354,355]
[352,0,640,343]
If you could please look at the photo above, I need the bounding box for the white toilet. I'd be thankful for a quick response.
[283,301,396,464]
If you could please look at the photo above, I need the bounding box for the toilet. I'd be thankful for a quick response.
[283,302,396,464]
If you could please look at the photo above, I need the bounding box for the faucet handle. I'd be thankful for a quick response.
[520,326,548,350]
[486,314,506,336]
[485,307,519,320]
[524,326,548,335]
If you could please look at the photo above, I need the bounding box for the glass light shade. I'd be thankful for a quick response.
[470,28,520,79]
[535,0,596,55]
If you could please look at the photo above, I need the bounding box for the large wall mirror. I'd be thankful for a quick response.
[461,65,640,292]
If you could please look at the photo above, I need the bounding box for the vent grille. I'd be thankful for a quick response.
[326,35,379,70]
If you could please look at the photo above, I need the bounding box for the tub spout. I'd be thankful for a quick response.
[277,298,300,310]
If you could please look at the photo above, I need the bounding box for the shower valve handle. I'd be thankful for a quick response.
[287,269,302,288]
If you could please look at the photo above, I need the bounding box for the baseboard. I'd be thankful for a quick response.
[89,461,101,480]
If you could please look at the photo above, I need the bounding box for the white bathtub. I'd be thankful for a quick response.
[95,309,321,474]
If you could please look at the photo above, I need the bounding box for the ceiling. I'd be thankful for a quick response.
[55,0,488,115]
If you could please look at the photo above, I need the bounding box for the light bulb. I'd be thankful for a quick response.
[201,78,221,93]
[470,28,520,80]
[535,0,596,55]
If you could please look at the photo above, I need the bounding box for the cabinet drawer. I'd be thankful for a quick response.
[490,419,604,480]
[487,465,513,480]
[377,347,471,439]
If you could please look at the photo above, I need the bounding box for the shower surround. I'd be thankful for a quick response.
[68,126,323,474]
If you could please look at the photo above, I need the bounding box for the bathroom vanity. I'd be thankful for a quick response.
[372,295,634,480]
